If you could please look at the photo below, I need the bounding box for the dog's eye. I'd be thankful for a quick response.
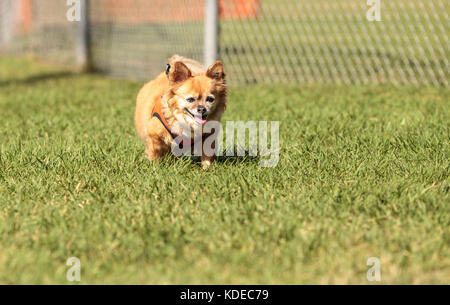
[206,96,215,103]
[186,97,196,103]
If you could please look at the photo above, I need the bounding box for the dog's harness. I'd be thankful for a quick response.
[151,63,203,149]
[151,99,201,149]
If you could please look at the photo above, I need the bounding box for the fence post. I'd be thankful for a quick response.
[0,0,16,48]
[76,0,91,71]
[204,0,219,67]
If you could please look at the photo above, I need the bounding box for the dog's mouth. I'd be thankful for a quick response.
[184,108,208,125]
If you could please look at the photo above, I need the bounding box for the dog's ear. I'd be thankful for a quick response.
[206,61,225,81]
[169,61,192,84]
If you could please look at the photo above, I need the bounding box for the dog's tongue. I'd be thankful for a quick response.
[195,116,207,125]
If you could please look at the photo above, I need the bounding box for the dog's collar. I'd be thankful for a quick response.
[151,100,201,149]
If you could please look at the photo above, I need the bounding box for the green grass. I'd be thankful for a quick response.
[0,56,449,284]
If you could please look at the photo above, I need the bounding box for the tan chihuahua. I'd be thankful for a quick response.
[135,55,227,168]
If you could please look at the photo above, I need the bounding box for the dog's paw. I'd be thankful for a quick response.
[201,160,213,169]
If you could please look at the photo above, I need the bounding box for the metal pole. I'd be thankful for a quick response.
[76,0,90,71]
[204,0,219,67]
[0,0,16,48]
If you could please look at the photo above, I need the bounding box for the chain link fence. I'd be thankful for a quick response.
[0,0,448,86]
[0,0,79,65]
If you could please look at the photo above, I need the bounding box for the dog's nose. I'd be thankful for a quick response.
[197,106,207,114]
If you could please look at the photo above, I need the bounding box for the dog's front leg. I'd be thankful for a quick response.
[201,151,215,169]
[201,132,216,169]
[145,135,169,161]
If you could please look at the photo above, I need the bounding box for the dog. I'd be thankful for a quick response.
[135,55,227,168]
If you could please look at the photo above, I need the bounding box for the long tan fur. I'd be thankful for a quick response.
[135,55,227,168]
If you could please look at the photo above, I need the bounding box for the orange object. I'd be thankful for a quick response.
[219,0,260,20]
[102,0,204,23]
[98,0,260,23]
[19,0,33,33]
[13,0,262,28]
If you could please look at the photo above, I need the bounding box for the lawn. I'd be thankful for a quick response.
[0,56,448,284]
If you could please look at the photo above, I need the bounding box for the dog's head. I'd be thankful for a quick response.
[165,61,226,135]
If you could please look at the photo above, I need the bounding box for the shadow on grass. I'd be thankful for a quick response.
[0,71,75,87]
[187,150,261,166]
[215,154,260,165]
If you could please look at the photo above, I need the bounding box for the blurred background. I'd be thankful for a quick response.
[0,0,448,86]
